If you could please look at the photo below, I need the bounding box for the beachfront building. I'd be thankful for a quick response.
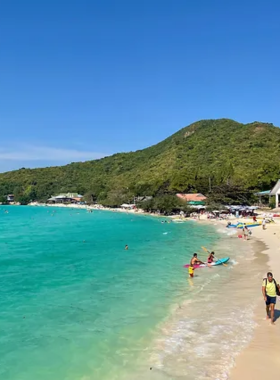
[270,180,280,208]
[120,203,136,210]
[176,193,207,205]
[134,196,153,203]
[7,194,14,203]
[255,180,280,208]
[254,190,271,206]
[47,193,83,204]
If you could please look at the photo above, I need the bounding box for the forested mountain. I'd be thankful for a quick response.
[0,119,279,205]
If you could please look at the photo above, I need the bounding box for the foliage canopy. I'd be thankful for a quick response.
[0,119,279,205]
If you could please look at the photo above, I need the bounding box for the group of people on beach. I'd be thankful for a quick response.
[189,254,280,324]
[188,251,215,278]
[240,217,267,240]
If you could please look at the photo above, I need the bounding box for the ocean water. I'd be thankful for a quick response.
[0,206,217,380]
[0,207,264,380]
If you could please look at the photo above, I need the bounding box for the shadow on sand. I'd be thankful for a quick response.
[274,309,280,322]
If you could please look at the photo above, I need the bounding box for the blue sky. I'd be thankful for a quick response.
[0,0,279,172]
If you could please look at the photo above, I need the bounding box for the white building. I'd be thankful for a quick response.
[7,194,14,202]
[47,193,83,204]
[270,180,280,208]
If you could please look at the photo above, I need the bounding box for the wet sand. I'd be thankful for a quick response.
[190,215,280,379]
[125,222,269,380]
[229,220,280,379]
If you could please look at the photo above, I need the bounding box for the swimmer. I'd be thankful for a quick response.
[125,245,129,250]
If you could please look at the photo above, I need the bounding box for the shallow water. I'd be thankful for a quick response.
[0,206,219,380]
[0,207,264,380]
[134,237,266,380]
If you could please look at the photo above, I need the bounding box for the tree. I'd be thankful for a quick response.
[83,192,97,204]
[0,196,8,205]
[134,181,155,196]
[138,195,191,215]
[0,119,280,204]
[102,187,133,207]
[17,195,30,205]
[206,183,252,205]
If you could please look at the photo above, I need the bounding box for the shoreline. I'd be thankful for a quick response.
[165,213,280,378]
[17,204,280,377]
[143,219,266,380]
[205,216,280,378]
[229,221,280,379]
[27,202,185,220]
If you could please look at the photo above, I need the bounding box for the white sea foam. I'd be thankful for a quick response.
[217,227,237,236]
[146,234,263,380]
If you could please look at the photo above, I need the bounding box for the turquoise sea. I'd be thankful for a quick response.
[0,206,219,380]
[0,206,263,380]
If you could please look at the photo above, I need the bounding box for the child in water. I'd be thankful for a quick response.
[188,265,194,278]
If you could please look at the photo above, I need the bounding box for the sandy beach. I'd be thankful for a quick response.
[28,203,280,378]
[168,212,280,379]
[28,202,149,215]
[229,220,280,379]
[202,214,280,379]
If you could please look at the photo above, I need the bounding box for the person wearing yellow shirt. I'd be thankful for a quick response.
[262,272,280,325]
[188,265,194,278]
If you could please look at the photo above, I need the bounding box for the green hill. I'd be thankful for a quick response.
[1,119,280,205]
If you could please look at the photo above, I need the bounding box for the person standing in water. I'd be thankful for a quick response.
[243,225,249,240]
[262,272,280,325]
[188,265,194,278]
[189,253,204,278]
[125,245,129,250]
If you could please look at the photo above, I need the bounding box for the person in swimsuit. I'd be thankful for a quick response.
[207,251,215,264]
[190,253,204,266]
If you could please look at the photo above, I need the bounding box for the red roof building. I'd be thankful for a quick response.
[176,193,207,202]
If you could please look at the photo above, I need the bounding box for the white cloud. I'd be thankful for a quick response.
[0,145,106,161]
[0,144,108,172]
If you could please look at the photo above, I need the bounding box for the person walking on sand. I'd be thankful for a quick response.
[262,272,280,325]
[262,218,266,230]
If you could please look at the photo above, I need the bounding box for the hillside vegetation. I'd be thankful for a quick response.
[0,119,279,205]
